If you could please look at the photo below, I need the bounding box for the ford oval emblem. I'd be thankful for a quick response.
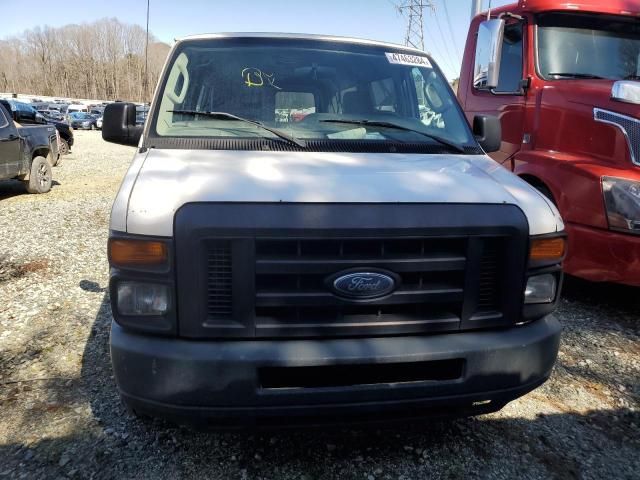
[331,271,397,300]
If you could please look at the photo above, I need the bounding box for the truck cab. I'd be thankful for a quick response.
[459,0,640,286]
[102,33,565,426]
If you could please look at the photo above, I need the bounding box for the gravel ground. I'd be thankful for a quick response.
[0,130,638,479]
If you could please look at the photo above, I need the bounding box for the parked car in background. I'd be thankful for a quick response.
[0,99,44,124]
[103,33,565,426]
[459,0,640,287]
[69,112,98,130]
[67,104,89,114]
[40,112,74,155]
[96,116,103,129]
[42,109,64,121]
[1,99,73,158]
[135,112,146,125]
[0,103,58,193]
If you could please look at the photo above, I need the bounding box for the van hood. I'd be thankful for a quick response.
[113,149,563,237]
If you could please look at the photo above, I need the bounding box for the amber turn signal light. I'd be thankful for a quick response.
[529,237,566,262]
[109,239,168,267]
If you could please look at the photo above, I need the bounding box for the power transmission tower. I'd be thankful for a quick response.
[396,0,435,51]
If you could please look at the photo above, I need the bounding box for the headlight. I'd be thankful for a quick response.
[602,177,640,234]
[524,274,557,304]
[116,282,169,316]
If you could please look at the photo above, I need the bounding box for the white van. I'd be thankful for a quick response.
[67,104,88,113]
[102,33,565,427]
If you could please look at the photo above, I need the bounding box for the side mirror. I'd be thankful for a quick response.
[473,19,505,90]
[473,115,501,153]
[102,102,143,147]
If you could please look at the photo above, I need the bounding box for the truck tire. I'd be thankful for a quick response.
[59,139,70,155]
[25,156,52,194]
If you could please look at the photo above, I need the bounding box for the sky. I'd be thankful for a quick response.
[0,0,514,80]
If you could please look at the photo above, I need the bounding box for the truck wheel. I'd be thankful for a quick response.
[25,156,52,194]
[59,139,70,155]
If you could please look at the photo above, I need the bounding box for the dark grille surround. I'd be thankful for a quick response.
[175,203,529,338]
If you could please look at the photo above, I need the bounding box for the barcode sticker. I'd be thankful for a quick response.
[385,52,432,68]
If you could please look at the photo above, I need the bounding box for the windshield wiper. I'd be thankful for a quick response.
[320,119,465,153]
[169,110,306,148]
[624,74,640,81]
[547,72,608,80]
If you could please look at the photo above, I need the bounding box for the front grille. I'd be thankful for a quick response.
[205,241,232,321]
[250,236,505,337]
[174,203,529,339]
[594,108,640,166]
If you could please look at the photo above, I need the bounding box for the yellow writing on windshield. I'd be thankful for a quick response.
[242,68,282,90]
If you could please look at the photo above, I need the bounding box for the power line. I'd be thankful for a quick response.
[441,0,463,63]
[423,18,459,74]
[430,3,460,73]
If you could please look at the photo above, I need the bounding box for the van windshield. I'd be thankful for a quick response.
[152,38,476,150]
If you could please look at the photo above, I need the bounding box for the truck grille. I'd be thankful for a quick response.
[203,236,510,337]
[594,108,640,166]
[175,203,528,339]
[254,237,467,335]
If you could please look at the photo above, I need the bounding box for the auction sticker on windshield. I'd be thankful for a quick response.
[385,52,432,68]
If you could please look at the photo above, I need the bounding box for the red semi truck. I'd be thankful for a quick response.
[459,0,640,286]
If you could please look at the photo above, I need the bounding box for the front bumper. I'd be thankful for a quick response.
[111,316,561,427]
[565,223,640,287]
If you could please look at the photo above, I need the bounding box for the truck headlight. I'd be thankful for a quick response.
[116,282,169,316]
[602,177,640,234]
[524,274,557,304]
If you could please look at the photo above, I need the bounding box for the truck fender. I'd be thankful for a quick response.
[512,155,562,207]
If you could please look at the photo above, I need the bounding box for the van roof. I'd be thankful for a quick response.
[175,32,427,56]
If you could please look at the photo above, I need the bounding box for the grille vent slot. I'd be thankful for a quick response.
[476,239,503,313]
[206,241,232,320]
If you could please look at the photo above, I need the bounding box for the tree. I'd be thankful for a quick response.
[0,18,171,102]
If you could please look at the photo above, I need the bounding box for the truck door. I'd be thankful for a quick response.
[463,19,526,168]
[0,105,21,178]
